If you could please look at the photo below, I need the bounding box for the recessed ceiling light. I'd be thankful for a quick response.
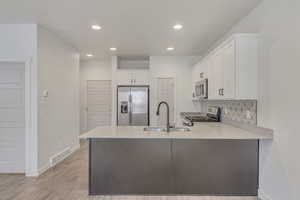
[167,47,175,51]
[86,54,94,57]
[110,47,117,51]
[173,24,183,30]
[91,25,101,30]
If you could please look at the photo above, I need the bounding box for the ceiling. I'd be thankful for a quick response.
[0,0,262,60]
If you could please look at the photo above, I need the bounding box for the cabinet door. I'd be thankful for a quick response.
[192,62,201,84]
[117,70,150,85]
[116,70,132,85]
[200,59,208,79]
[222,41,236,99]
[131,70,150,85]
[90,139,172,195]
[206,57,215,99]
[172,140,259,195]
[211,50,223,99]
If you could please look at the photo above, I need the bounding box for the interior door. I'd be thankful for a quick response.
[0,62,25,173]
[87,80,112,131]
[157,78,175,126]
[130,87,149,126]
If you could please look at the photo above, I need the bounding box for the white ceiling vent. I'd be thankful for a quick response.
[117,56,149,69]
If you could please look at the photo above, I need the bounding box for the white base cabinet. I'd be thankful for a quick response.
[193,34,259,100]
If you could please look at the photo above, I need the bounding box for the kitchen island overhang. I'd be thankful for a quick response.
[80,124,273,196]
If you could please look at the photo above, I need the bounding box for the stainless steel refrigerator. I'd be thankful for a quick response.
[117,86,149,126]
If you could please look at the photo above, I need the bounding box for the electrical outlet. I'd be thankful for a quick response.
[246,110,251,119]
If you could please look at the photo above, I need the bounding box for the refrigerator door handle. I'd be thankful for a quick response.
[129,93,132,124]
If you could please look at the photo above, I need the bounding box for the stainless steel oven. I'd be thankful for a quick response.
[195,79,208,99]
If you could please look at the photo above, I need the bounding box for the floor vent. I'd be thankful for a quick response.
[49,147,71,167]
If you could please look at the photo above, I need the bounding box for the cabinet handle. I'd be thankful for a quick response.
[221,88,224,96]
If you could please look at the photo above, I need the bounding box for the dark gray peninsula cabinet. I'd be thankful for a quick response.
[88,138,259,196]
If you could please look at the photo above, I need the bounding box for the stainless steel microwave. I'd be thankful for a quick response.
[195,79,208,99]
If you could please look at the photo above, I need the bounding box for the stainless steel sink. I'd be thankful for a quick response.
[171,127,191,132]
[143,127,190,132]
[143,127,166,132]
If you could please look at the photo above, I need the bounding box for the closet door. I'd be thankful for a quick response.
[0,62,25,173]
[156,78,175,126]
[87,80,112,130]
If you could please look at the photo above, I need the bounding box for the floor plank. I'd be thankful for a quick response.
[0,140,257,200]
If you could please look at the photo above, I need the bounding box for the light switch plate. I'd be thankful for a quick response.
[43,90,49,98]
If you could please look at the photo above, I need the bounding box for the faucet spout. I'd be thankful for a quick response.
[156,101,170,132]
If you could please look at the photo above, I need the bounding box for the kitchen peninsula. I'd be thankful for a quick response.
[80,123,273,196]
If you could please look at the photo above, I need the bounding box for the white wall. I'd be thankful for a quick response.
[80,60,112,133]
[0,24,38,176]
[149,56,200,126]
[110,56,199,126]
[37,26,80,173]
[215,0,300,199]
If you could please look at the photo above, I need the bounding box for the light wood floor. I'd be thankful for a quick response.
[0,141,257,200]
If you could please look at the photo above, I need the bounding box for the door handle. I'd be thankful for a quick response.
[129,94,132,103]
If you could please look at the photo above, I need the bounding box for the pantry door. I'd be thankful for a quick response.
[86,80,112,131]
[0,62,25,173]
[156,78,175,126]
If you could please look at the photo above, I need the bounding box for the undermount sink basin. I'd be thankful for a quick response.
[143,127,191,132]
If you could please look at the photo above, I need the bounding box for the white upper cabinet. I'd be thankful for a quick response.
[210,40,235,99]
[115,56,150,85]
[222,40,236,99]
[116,69,150,85]
[204,34,259,100]
[211,48,224,99]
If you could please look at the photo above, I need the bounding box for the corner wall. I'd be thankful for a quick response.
[218,0,300,199]
[0,24,38,176]
[110,56,199,126]
[80,60,112,133]
[37,26,80,174]
[149,56,200,126]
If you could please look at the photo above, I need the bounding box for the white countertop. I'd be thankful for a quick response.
[79,123,273,140]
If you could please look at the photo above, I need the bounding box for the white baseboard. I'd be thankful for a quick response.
[26,171,39,177]
[37,144,80,176]
[259,189,272,200]
[38,162,51,175]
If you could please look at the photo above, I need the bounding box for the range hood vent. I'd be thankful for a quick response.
[117,56,149,69]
